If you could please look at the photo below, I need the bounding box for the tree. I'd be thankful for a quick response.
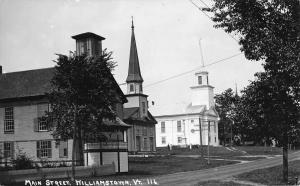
[206,0,300,182]
[215,88,239,145]
[47,50,123,180]
[240,72,300,145]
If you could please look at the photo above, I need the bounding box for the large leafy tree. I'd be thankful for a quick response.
[215,88,239,145]
[47,50,122,180]
[206,0,300,182]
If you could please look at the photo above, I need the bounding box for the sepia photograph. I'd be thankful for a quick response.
[0,0,299,185]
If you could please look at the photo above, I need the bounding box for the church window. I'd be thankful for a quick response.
[142,127,147,136]
[142,102,146,114]
[140,85,143,92]
[177,137,182,144]
[161,137,166,144]
[130,84,134,92]
[214,123,216,133]
[177,121,181,132]
[143,138,148,149]
[207,76,209,84]
[198,76,202,85]
[161,122,165,133]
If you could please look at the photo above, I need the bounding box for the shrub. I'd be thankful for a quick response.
[11,153,34,170]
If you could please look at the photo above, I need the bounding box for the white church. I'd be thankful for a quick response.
[155,71,220,147]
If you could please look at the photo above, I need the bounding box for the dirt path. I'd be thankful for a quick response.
[148,151,300,186]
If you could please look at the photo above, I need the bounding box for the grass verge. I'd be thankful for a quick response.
[234,160,300,185]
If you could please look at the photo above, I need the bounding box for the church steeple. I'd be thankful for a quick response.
[126,17,143,83]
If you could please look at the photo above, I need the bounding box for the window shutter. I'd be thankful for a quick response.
[36,141,40,158]
[48,141,52,158]
[34,118,38,132]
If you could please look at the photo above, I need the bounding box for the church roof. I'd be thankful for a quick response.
[126,22,143,83]
[123,107,157,125]
[153,103,218,118]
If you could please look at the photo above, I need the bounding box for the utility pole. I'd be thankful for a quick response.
[231,120,233,147]
[207,121,210,165]
[198,117,204,159]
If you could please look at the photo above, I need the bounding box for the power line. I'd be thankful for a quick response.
[144,53,242,88]
[189,0,240,43]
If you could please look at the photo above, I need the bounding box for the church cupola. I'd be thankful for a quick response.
[190,71,215,108]
[126,18,144,95]
[71,32,105,57]
[195,71,209,86]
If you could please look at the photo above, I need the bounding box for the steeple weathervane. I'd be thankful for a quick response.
[131,16,134,30]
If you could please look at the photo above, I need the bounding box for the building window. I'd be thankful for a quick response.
[140,85,143,92]
[177,121,182,132]
[191,119,194,123]
[130,84,134,92]
[161,122,165,133]
[149,127,154,136]
[198,76,202,85]
[4,142,13,158]
[4,107,14,133]
[214,123,216,133]
[142,127,147,136]
[37,141,52,158]
[59,140,68,158]
[142,102,146,114]
[161,137,166,144]
[143,138,148,150]
[136,127,141,136]
[38,117,48,131]
[177,137,182,144]
[215,137,217,143]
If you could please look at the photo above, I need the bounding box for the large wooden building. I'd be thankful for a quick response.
[0,32,130,172]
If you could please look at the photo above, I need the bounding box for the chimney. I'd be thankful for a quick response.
[0,65,2,75]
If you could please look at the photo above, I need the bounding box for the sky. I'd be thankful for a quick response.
[0,0,264,115]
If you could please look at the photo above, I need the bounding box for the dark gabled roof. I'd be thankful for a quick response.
[123,107,157,125]
[0,67,127,103]
[71,32,105,40]
[126,25,143,83]
[0,68,54,100]
[123,107,139,119]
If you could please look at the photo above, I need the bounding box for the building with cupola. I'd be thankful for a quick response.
[0,32,130,173]
[155,70,219,147]
[123,20,157,152]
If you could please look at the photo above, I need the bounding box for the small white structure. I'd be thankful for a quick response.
[155,71,219,147]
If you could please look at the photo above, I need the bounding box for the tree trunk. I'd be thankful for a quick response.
[71,123,77,181]
[282,131,288,183]
[77,122,84,166]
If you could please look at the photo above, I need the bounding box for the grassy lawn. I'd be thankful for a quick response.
[197,161,300,186]
[127,155,235,176]
[234,160,300,185]
[197,180,251,186]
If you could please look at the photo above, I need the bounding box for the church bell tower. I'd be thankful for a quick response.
[124,19,148,117]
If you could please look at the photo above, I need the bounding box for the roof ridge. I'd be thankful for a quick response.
[1,67,54,75]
